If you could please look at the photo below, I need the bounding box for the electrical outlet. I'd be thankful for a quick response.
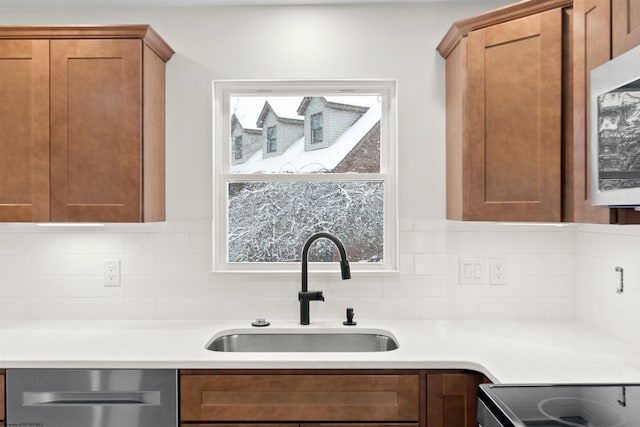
[104,259,121,287]
[490,257,507,285]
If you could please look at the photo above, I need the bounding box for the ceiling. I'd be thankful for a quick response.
[0,0,490,7]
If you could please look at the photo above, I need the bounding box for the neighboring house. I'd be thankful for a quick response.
[333,120,380,174]
[230,97,380,174]
[230,114,262,166]
[256,101,304,159]
[297,97,369,151]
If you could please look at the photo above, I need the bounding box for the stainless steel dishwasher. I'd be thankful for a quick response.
[6,369,177,427]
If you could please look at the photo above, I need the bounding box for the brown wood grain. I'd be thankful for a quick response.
[445,39,466,221]
[463,9,562,221]
[180,374,420,423]
[568,0,614,223]
[437,0,571,58]
[426,373,482,427]
[0,25,174,61]
[0,39,50,222]
[142,44,166,222]
[612,0,640,57]
[50,38,142,222]
[0,373,4,421]
[0,26,171,223]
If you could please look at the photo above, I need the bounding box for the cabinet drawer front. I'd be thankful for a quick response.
[181,374,419,422]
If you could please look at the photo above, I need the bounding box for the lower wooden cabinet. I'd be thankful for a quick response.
[180,371,420,423]
[426,372,484,427]
[1,372,4,423]
[179,370,485,427]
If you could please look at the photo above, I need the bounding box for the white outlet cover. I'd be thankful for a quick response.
[489,257,507,285]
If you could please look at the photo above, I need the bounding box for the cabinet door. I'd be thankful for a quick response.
[612,0,640,57]
[466,9,562,221]
[568,0,613,223]
[426,373,482,427]
[0,40,50,222]
[181,374,420,422]
[50,39,143,222]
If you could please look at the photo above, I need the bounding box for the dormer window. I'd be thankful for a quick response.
[267,126,277,152]
[233,135,243,160]
[311,112,323,143]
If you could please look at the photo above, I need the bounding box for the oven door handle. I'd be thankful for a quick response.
[22,391,161,406]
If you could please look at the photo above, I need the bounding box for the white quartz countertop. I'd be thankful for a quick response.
[0,319,638,384]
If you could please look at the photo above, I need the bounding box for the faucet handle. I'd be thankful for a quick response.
[299,290,324,301]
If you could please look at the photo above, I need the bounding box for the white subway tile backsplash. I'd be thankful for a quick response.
[414,253,449,276]
[0,218,635,340]
[125,233,190,254]
[415,296,479,319]
[399,231,447,254]
[514,231,575,254]
[30,255,94,276]
[477,296,544,319]
[156,297,221,320]
[511,254,546,276]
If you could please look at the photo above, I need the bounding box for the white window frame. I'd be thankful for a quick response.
[212,79,398,274]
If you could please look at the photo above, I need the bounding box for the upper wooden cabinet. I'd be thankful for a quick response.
[440,0,640,224]
[612,0,640,57]
[440,2,567,222]
[0,26,173,222]
[567,0,614,223]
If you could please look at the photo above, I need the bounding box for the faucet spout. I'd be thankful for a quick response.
[299,232,351,325]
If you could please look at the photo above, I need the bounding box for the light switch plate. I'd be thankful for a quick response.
[459,257,485,285]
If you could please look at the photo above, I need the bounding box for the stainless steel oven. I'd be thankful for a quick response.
[478,383,640,427]
[6,369,177,427]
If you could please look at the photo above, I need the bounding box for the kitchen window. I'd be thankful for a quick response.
[213,80,397,273]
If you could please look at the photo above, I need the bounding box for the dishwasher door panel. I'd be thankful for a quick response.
[6,369,177,427]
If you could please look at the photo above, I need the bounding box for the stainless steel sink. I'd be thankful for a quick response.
[206,329,398,352]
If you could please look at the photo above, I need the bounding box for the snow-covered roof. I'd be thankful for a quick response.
[232,101,381,174]
[230,95,379,130]
[297,96,371,115]
[256,99,304,128]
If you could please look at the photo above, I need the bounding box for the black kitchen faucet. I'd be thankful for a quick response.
[299,232,351,325]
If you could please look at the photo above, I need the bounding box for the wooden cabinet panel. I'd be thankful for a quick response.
[0,40,50,222]
[445,6,564,222]
[567,0,614,223]
[1,373,4,421]
[181,374,420,423]
[0,26,172,223]
[466,9,562,221]
[612,0,640,57]
[181,425,292,427]
[50,39,143,222]
[302,424,419,427]
[426,373,482,427]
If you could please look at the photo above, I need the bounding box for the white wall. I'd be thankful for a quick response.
[0,2,581,323]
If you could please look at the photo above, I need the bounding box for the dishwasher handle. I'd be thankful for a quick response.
[23,391,162,406]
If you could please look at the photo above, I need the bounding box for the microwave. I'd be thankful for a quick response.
[590,43,640,207]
